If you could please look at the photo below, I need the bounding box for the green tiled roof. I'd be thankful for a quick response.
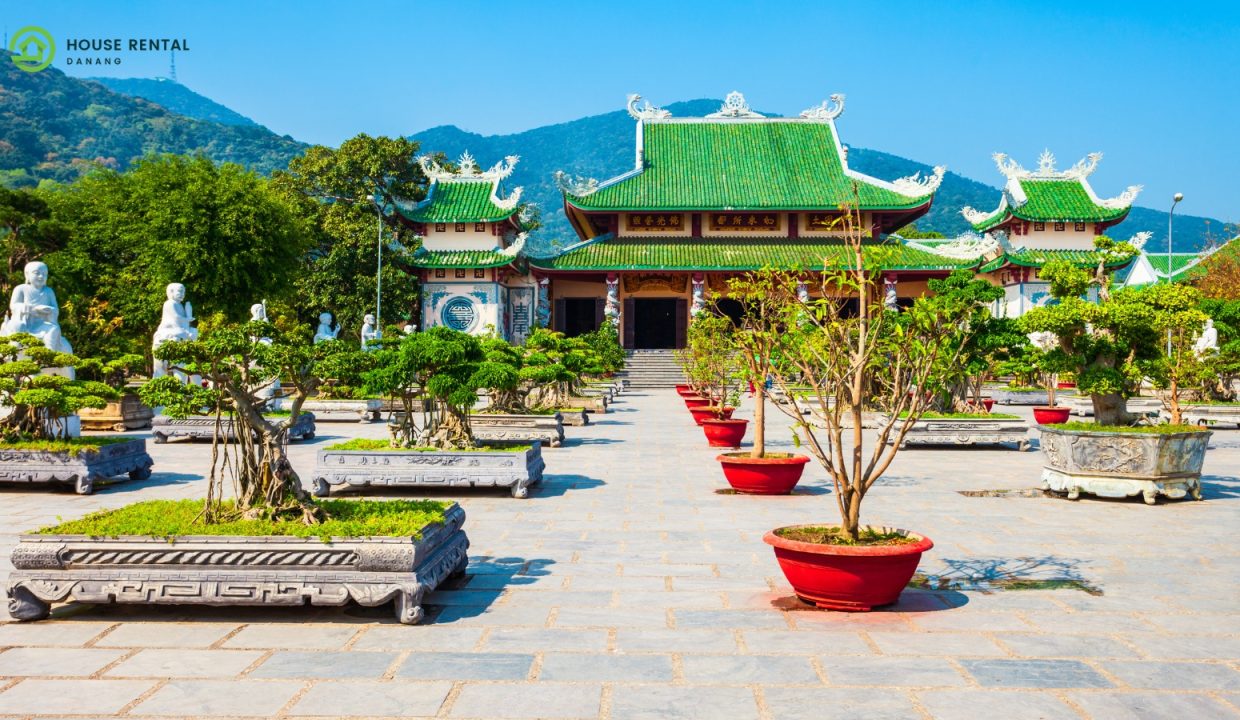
[400,181,516,223]
[978,248,1135,274]
[1142,253,1203,277]
[409,247,520,269]
[529,236,976,272]
[567,121,935,212]
[970,178,1130,233]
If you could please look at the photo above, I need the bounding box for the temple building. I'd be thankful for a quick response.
[405,92,1154,343]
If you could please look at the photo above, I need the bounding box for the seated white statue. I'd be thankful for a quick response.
[1,261,72,353]
[361,313,381,350]
[1194,319,1219,357]
[153,283,198,346]
[402,323,416,335]
[249,303,273,345]
[313,311,339,344]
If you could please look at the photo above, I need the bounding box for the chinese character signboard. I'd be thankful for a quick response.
[709,212,780,232]
[805,212,846,231]
[626,213,684,231]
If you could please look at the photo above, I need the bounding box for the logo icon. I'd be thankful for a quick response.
[9,26,55,73]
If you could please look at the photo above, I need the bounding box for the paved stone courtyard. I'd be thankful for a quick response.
[0,390,1238,719]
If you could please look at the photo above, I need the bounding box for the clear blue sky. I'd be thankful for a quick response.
[13,0,1239,222]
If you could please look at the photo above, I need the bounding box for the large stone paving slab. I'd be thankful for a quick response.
[0,390,1238,719]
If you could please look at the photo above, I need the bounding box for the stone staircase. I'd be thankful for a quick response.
[618,349,686,389]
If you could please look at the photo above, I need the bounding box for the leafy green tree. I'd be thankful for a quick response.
[579,323,625,374]
[271,135,430,337]
[0,334,117,441]
[0,187,70,298]
[683,313,737,415]
[312,340,378,399]
[43,155,310,360]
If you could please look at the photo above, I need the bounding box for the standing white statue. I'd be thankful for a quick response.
[361,313,381,350]
[1194,319,1219,357]
[248,302,279,402]
[690,277,706,317]
[1,261,72,353]
[313,312,339,343]
[152,282,198,379]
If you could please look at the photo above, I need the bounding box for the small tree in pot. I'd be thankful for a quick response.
[683,313,737,421]
[753,204,1000,610]
[0,334,118,440]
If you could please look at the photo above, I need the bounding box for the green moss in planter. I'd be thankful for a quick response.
[0,436,139,456]
[325,438,518,452]
[775,526,920,547]
[34,499,450,541]
[475,407,561,416]
[1047,422,1209,434]
[898,411,1021,420]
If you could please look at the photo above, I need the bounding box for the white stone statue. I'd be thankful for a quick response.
[1,261,72,353]
[313,312,339,344]
[797,282,810,304]
[361,313,381,350]
[690,278,706,317]
[152,283,198,379]
[604,277,620,325]
[402,323,417,335]
[248,302,280,402]
[1194,319,1219,357]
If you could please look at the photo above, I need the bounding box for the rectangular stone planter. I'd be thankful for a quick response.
[991,389,1049,405]
[556,409,591,426]
[313,443,544,499]
[79,394,154,432]
[1066,395,1162,417]
[0,438,153,495]
[5,503,468,624]
[152,413,316,444]
[1038,425,1210,504]
[882,416,1031,450]
[302,398,383,423]
[572,396,608,414]
[1172,404,1240,428]
[582,385,615,402]
[470,413,564,447]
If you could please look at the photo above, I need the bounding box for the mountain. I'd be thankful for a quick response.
[411,100,1225,254]
[0,52,306,187]
[89,77,259,127]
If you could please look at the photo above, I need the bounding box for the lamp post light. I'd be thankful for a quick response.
[1167,192,1183,355]
[366,193,383,338]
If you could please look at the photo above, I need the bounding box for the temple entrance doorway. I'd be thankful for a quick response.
[559,297,601,337]
[629,298,684,349]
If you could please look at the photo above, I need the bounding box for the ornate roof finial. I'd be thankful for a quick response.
[706,91,763,118]
[626,93,671,120]
[891,166,946,197]
[1036,149,1057,175]
[799,94,845,121]
[993,152,1025,180]
[417,152,520,182]
[553,170,600,197]
[457,151,480,177]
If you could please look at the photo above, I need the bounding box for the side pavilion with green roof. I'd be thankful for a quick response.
[530,91,956,349]
[395,152,537,342]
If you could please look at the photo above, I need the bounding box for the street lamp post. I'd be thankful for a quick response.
[1167,192,1183,355]
[366,194,383,337]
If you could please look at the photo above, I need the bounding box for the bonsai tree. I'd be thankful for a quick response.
[519,329,598,410]
[139,319,342,523]
[1140,284,1211,424]
[1021,235,1186,425]
[74,353,146,393]
[580,323,625,375]
[683,312,737,415]
[954,316,1027,411]
[756,207,1000,542]
[364,326,515,449]
[312,340,378,399]
[0,334,117,441]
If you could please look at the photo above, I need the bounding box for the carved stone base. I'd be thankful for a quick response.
[557,409,591,427]
[79,394,154,432]
[470,413,565,447]
[302,399,383,423]
[6,503,468,624]
[0,438,153,495]
[885,417,1031,451]
[1038,426,1210,504]
[152,413,316,444]
[313,444,544,499]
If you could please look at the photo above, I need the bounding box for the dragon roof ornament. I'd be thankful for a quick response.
[890,166,946,197]
[417,152,520,182]
[1125,231,1153,253]
[498,232,527,258]
[1098,185,1144,209]
[553,170,600,197]
[799,94,846,121]
[992,150,1106,181]
[493,186,523,210]
[905,232,1001,261]
[706,91,764,119]
[626,94,671,121]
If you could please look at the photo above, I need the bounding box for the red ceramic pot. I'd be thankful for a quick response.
[981,398,995,412]
[716,452,809,495]
[764,525,934,611]
[1032,406,1071,424]
[1057,382,1077,389]
[683,396,711,410]
[701,418,748,447]
[688,405,735,425]
[675,384,693,395]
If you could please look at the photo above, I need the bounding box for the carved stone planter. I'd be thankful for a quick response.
[991,389,1048,405]
[152,413,316,444]
[0,438,153,495]
[1038,426,1210,504]
[79,394,154,432]
[572,396,608,414]
[883,416,1031,451]
[581,386,615,402]
[313,444,545,499]
[557,409,590,426]
[6,503,468,624]
[1172,404,1240,428]
[470,413,564,447]
[302,399,383,423]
